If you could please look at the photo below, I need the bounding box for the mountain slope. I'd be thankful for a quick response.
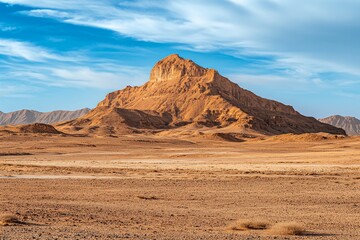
[0,108,90,126]
[58,54,345,136]
[319,115,360,136]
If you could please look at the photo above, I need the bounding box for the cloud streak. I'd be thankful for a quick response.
[0,39,67,62]
[3,0,359,81]
[0,59,148,91]
[0,38,148,92]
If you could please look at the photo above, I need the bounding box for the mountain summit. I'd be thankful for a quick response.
[149,54,208,82]
[58,54,345,136]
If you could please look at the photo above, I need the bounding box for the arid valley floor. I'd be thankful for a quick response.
[0,133,359,239]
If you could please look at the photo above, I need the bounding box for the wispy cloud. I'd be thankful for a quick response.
[0,56,148,92]
[4,0,360,81]
[0,39,67,62]
[0,82,39,98]
[0,26,16,32]
[0,37,148,92]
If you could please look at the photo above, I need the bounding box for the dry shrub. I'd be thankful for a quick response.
[137,196,159,200]
[269,222,305,235]
[0,214,21,226]
[228,219,270,231]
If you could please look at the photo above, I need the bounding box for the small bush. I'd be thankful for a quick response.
[137,196,159,200]
[229,219,270,231]
[269,222,305,235]
[0,214,21,226]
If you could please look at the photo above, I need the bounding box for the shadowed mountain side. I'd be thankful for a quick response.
[57,107,172,135]
[57,54,345,136]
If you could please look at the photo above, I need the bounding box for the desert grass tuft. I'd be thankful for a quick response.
[137,195,159,200]
[0,214,21,226]
[228,219,270,231]
[268,222,306,235]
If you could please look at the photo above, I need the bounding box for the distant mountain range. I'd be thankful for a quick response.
[319,115,360,136]
[0,108,91,126]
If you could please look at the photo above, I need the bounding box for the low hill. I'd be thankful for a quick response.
[0,123,62,135]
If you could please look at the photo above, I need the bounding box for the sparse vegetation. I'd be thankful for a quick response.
[137,196,159,200]
[228,219,307,236]
[0,214,21,226]
[269,222,306,235]
[228,219,270,231]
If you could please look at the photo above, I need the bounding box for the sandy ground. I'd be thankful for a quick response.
[0,134,359,239]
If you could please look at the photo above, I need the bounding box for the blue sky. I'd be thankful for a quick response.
[0,0,359,118]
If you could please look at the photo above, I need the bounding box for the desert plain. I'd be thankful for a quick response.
[0,133,359,239]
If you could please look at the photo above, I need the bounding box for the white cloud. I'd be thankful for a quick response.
[1,0,360,95]
[25,9,72,19]
[0,37,148,91]
[231,74,306,87]
[3,0,359,80]
[1,26,16,32]
[0,39,67,62]
[0,82,38,98]
[1,60,148,90]
[48,66,146,89]
[0,0,104,10]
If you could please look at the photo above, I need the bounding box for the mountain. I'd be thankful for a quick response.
[57,54,345,136]
[0,108,91,126]
[319,115,360,136]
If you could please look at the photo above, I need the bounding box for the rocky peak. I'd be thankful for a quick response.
[149,54,207,82]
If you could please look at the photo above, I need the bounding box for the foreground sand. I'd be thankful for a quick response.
[1,134,359,239]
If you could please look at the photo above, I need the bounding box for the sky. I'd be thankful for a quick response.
[0,0,359,118]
